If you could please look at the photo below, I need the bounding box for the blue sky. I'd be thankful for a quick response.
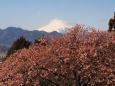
[0,0,115,31]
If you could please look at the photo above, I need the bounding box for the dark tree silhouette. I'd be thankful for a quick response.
[6,36,31,58]
[108,12,115,32]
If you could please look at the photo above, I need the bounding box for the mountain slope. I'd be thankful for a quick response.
[0,27,62,45]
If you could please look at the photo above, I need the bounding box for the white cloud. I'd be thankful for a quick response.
[38,19,71,32]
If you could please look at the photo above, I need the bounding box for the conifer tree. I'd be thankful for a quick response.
[6,36,31,58]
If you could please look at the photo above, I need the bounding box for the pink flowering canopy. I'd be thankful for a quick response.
[0,25,115,86]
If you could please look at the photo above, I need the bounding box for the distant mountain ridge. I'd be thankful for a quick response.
[0,27,62,52]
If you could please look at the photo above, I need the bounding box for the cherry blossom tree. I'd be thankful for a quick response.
[0,25,114,86]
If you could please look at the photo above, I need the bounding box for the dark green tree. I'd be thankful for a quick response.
[6,36,31,58]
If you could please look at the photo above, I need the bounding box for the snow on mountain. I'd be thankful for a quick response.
[38,19,71,33]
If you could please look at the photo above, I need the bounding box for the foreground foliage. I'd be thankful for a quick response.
[0,25,115,86]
